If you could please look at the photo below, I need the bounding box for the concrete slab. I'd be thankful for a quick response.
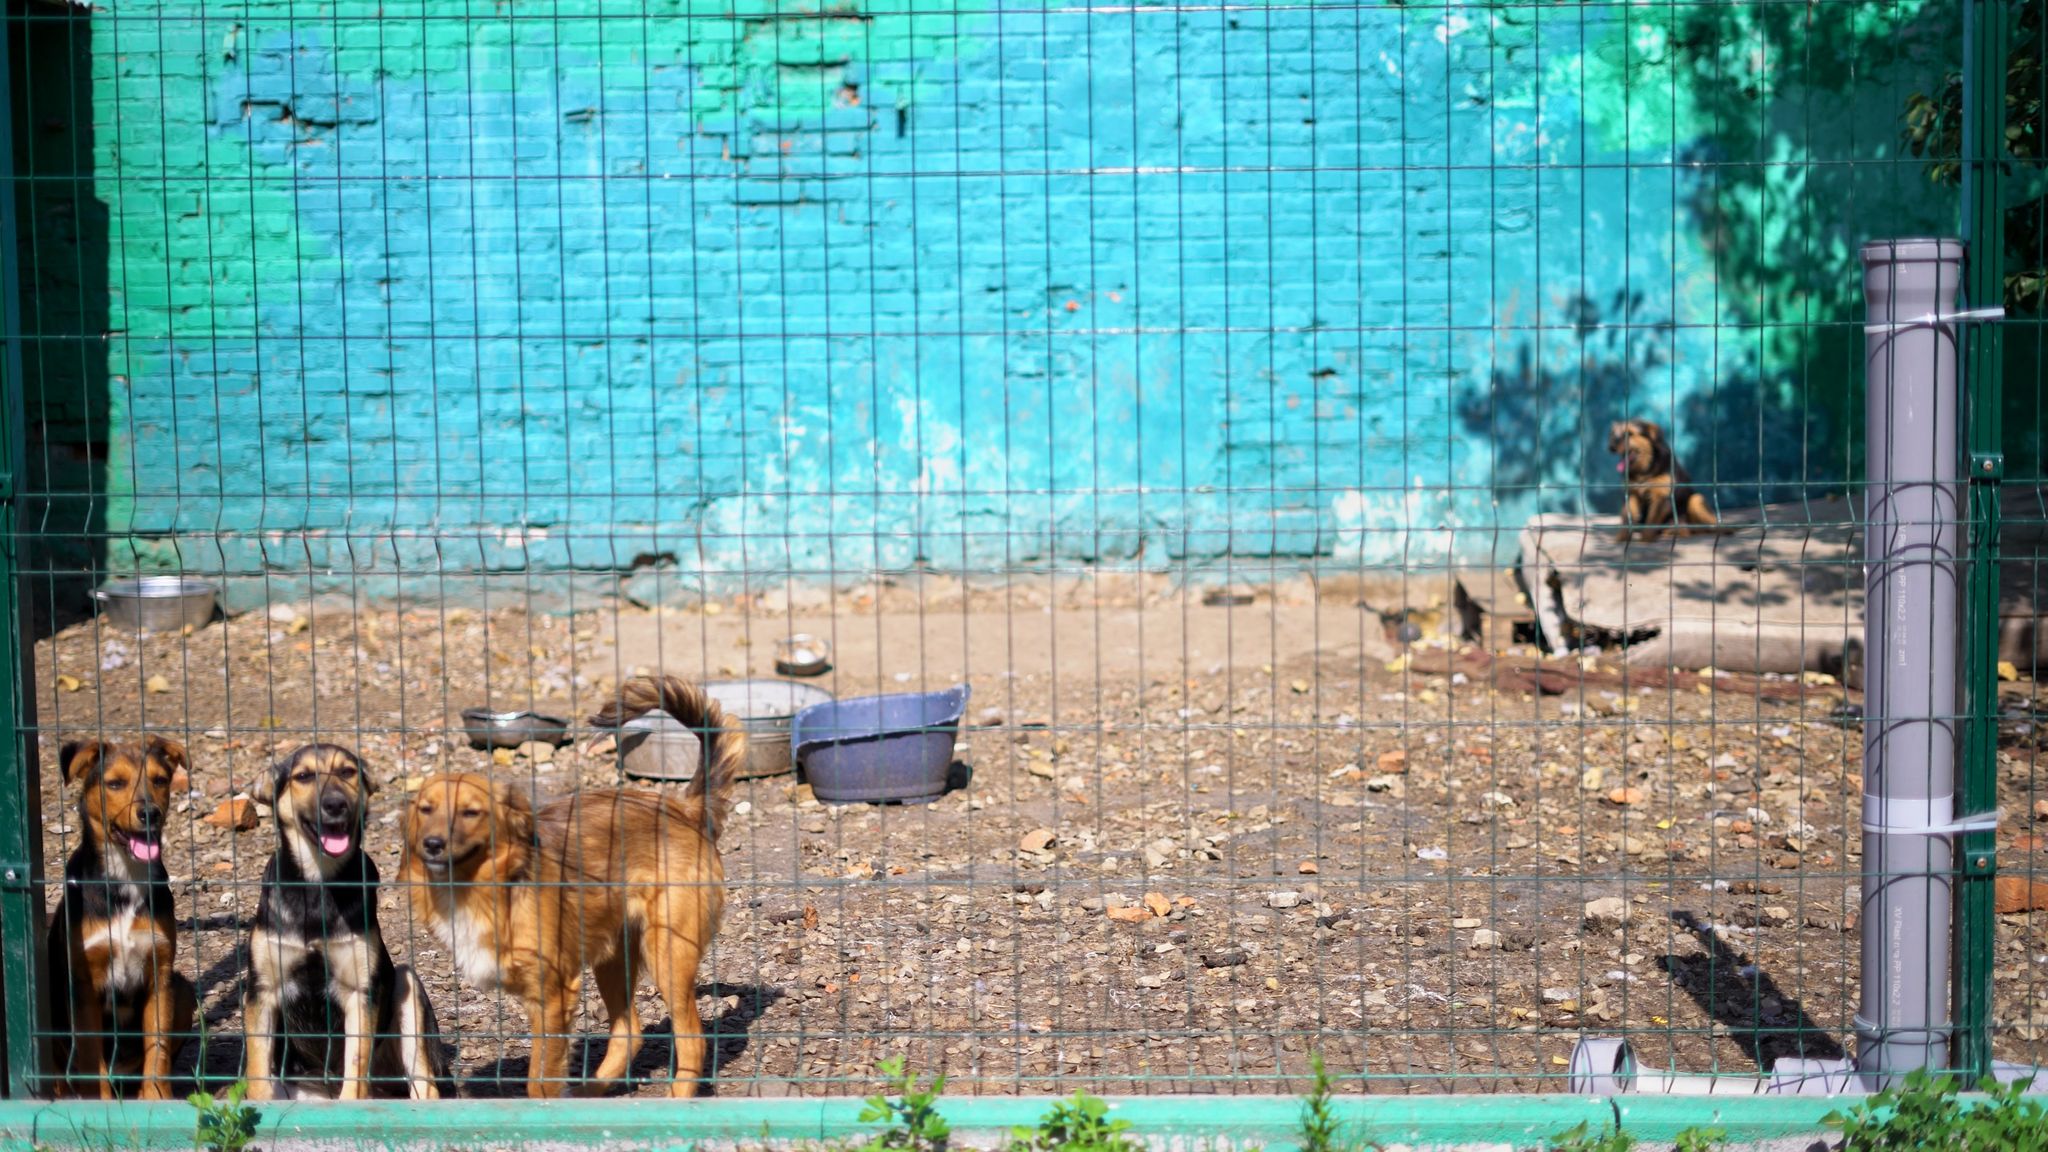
[1513,489,2048,677]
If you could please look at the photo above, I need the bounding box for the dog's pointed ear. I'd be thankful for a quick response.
[250,749,296,808]
[1639,420,1666,443]
[355,750,380,795]
[495,780,535,846]
[59,740,109,787]
[145,736,188,773]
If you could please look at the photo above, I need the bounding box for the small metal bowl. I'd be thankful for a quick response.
[93,576,218,632]
[461,708,570,750]
[774,634,833,677]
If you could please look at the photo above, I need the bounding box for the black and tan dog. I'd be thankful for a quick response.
[44,737,197,1099]
[1608,419,1718,541]
[242,743,444,1100]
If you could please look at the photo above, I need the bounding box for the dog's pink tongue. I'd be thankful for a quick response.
[320,832,352,857]
[1616,459,1627,473]
[128,838,161,862]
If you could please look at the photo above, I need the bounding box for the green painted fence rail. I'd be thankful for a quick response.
[0,1094,1850,1151]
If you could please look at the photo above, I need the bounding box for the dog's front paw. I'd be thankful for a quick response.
[138,1081,173,1102]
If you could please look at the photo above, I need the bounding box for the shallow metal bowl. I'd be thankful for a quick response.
[774,634,833,677]
[461,708,570,750]
[92,576,218,632]
[705,679,835,778]
[617,712,703,781]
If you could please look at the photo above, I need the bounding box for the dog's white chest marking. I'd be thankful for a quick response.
[252,929,313,1002]
[432,901,504,991]
[83,886,165,993]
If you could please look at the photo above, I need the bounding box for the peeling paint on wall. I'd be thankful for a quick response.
[17,0,1953,604]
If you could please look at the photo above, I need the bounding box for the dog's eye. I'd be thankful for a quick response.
[150,775,169,789]
[105,778,128,792]
[292,770,316,783]
[415,804,434,815]
[462,808,482,819]
[334,766,356,779]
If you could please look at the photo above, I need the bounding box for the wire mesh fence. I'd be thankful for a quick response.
[1,0,2045,1108]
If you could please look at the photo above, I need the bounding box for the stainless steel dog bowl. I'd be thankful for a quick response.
[92,576,218,632]
[774,634,833,677]
[461,708,570,750]
[705,679,835,778]
[618,712,704,781]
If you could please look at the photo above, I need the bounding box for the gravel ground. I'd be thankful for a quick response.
[27,575,2048,1100]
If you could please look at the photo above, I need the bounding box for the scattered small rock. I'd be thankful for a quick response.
[1019,827,1056,854]
[1267,891,1302,910]
[1201,948,1249,968]
[1583,897,1629,930]
[1997,876,2048,914]
[204,798,259,832]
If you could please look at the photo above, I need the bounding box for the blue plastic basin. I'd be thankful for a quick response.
[791,684,972,804]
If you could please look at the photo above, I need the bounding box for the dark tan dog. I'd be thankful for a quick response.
[1608,419,1717,541]
[243,743,444,1100]
[44,737,196,1099]
[399,676,743,1098]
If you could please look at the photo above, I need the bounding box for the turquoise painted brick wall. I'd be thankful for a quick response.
[14,0,1954,604]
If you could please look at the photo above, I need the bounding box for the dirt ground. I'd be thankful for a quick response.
[27,572,2048,1098]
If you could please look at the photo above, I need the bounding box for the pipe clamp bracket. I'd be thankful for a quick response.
[1972,452,2005,480]
[1865,305,2007,334]
[1860,812,2001,838]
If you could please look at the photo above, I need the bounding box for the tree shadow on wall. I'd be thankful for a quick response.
[8,0,109,639]
[1458,290,1838,524]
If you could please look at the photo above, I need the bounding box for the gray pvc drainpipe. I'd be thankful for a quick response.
[1569,239,2037,1097]
[1858,236,1970,1085]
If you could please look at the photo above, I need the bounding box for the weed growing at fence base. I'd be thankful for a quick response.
[1671,1127,1727,1152]
[859,1059,952,1152]
[1006,1093,1142,1152]
[1298,1057,1373,1152]
[1542,1121,1635,1152]
[188,1081,259,1152]
[1824,1068,2048,1150]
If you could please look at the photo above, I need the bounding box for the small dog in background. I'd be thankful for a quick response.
[1608,419,1717,541]
[44,737,196,1099]
[242,743,444,1100]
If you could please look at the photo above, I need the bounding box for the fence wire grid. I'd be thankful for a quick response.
[0,0,2044,1105]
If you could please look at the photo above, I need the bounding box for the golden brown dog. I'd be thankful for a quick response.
[1608,419,1717,541]
[399,676,743,1097]
[44,737,196,1099]
[243,743,445,1100]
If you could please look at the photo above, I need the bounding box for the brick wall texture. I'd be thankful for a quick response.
[12,0,1953,603]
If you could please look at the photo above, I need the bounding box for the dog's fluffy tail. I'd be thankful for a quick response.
[589,675,744,840]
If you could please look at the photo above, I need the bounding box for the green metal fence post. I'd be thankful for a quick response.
[0,0,38,1100]
[1956,0,2009,1084]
